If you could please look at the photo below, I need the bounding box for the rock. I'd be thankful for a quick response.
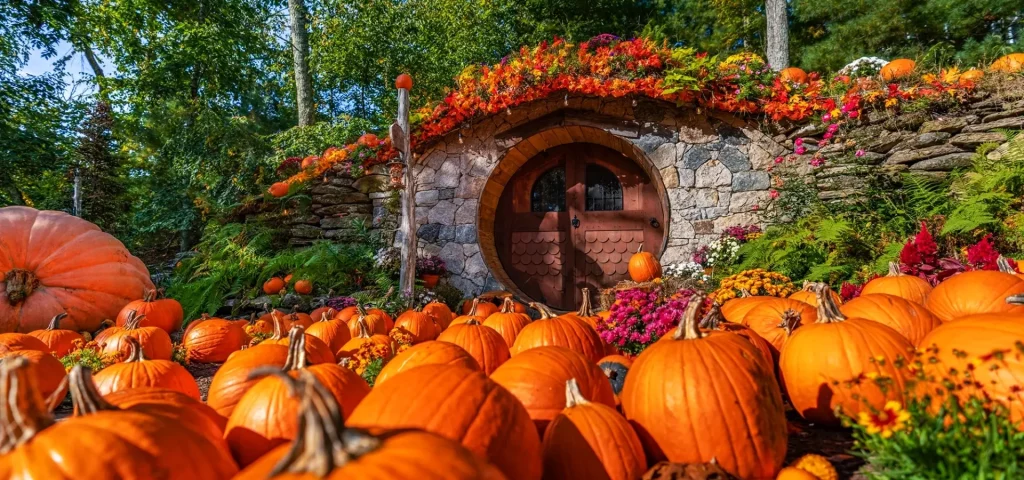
[885,144,964,165]
[949,132,1006,149]
[438,225,456,242]
[857,152,886,165]
[668,219,695,239]
[677,168,696,188]
[694,189,721,208]
[718,123,749,145]
[438,188,455,200]
[668,188,697,209]
[650,143,677,169]
[456,175,486,198]
[352,174,387,194]
[882,112,927,131]
[436,162,462,188]
[290,225,322,239]
[428,200,457,224]
[415,190,439,207]
[909,153,975,171]
[981,107,1024,123]
[323,229,361,241]
[310,184,355,195]
[718,145,752,172]
[464,252,487,277]
[694,160,731,188]
[712,213,760,233]
[818,189,862,201]
[682,146,712,170]
[864,131,906,153]
[455,199,478,224]
[678,111,718,144]
[729,191,770,213]
[660,166,679,188]
[988,142,1011,161]
[694,220,714,234]
[438,242,465,274]
[329,176,356,187]
[285,214,320,225]
[320,216,370,229]
[732,171,770,191]
[314,192,371,205]
[961,116,1023,132]
[417,223,441,242]
[919,116,970,134]
[455,225,477,243]
[314,203,373,216]
[788,123,825,139]
[910,132,951,148]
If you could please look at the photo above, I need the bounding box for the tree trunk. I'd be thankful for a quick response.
[765,0,789,71]
[396,88,416,305]
[288,0,315,127]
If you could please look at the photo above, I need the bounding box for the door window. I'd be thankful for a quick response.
[585,164,623,211]
[530,166,566,212]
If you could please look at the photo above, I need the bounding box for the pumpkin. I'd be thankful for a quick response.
[542,379,647,480]
[268,181,290,197]
[375,341,479,385]
[283,311,314,329]
[115,289,184,333]
[294,279,313,295]
[206,343,291,417]
[182,315,249,363]
[259,320,335,365]
[436,319,511,375]
[225,327,370,467]
[93,336,200,399]
[91,319,117,345]
[347,304,389,337]
[0,331,49,354]
[741,297,816,361]
[840,293,942,346]
[561,287,600,330]
[299,156,317,169]
[997,256,1024,280]
[990,53,1024,73]
[104,387,227,434]
[462,297,499,317]
[511,302,604,363]
[98,310,174,361]
[627,244,662,282]
[860,262,933,304]
[0,359,238,480]
[699,305,774,369]
[423,300,455,331]
[597,354,632,407]
[309,306,341,322]
[925,270,1024,322]
[482,297,533,349]
[492,346,616,435]
[960,68,985,82]
[26,313,83,357]
[779,67,808,84]
[880,58,916,80]
[450,298,488,326]
[257,309,291,329]
[776,467,819,480]
[720,294,773,323]
[234,370,501,480]
[0,348,67,406]
[789,282,842,307]
[305,310,351,354]
[395,72,414,89]
[0,206,154,333]
[241,313,274,337]
[337,317,396,361]
[789,454,838,480]
[780,283,913,426]
[347,363,542,480]
[263,277,286,295]
[393,307,437,344]
[621,295,787,479]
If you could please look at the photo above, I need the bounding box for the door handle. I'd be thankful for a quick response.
[571,215,580,229]
[649,217,660,228]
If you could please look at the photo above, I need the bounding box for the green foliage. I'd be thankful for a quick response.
[59,346,114,372]
[77,101,130,236]
[431,283,467,313]
[360,357,385,387]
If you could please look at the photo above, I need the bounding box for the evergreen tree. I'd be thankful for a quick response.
[76,101,128,235]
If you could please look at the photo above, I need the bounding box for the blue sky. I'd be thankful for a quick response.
[19,41,102,96]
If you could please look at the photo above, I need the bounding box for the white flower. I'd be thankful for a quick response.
[839,57,889,77]
[663,262,709,282]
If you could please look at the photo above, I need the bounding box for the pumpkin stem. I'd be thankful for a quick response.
[465,319,481,326]
[699,303,725,330]
[498,297,514,314]
[529,302,553,320]
[121,336,146,363]
[123,310,146,330]
[3,269,39,305]
[997,256,1018,274]
[282,326,309,371]
[1008,294,1024,306]
[142,289,157,303]
[45,312,68,331]
[564,378,590,408]
[319,308,337,322]
[576,288,594,317]
[355,318,372,339]
[738,289,752,298]
[811,283,846,324]
[0,356,55,454]
[68,365,118,416]
[270,311,285,340]
[887,262,902,277]
[778,309,802,334]
[672,294,706,340]
[636,244,643,254]
[466,298,480,317]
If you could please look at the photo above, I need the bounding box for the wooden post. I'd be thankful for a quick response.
[395,77,416,304]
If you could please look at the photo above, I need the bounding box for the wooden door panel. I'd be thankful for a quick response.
[508,231,567,307]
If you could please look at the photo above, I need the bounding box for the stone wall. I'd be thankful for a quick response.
[286,171,380,246]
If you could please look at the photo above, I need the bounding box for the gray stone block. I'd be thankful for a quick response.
[417,223,441,242]
[718,145,752,172]
[682,146,711,170]
[732,171,770,191]
[949,132,1006,149]
[414,190,439,206]
[909,153,975,171]
[455,225,478,243]
[885,144,963,165]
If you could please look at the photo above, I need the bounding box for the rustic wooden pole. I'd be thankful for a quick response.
[395,77,416,304]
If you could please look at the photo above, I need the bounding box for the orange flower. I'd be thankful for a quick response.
[857,401,910,438]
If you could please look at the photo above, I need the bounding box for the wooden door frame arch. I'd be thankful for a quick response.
[477,125,672,306]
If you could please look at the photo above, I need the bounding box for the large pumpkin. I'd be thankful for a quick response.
[27,313,83,357]
[699,305,774,369]
[225,327,369,467]
[621,295,787,479]
[98,310,174,361]
[627,244,662,282]
[436,318,511,375]
[93,336,200,399]
[740,297,816,361]
[104,386,227,434]
[347,304,389,337]
[990,53,1024,73]
[393,307,437,344]
[234,371,502,480]
[789,282,841,307]
[347,364,543,480]
[860,262,933,304]
[491,346,616,435]
[511,303,603,363]
[183,315,249,363]
[0,206,154,333]
[720,294,774,323]
[880,58,916,80]
[542,379,647,480]
[0,358,238,479]
[925,270,1024,322]
[483,298,533,349]
[780,283,913,426]
[305,310,351,354]
[840,293,942,346]
[206,343,291,417]
[375,340,479,385]
[0,331,48,354]
[115,289,184,333]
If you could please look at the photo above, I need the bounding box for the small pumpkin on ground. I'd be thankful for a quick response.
[259,316,335,364]
[375,341,479,385]
[436,318,511,375]
[183,315,249,363]
[860,262,933,304]
[282,311,314,330]
[98,310,174,361]
[262,277,286,295]
[0,348,68,406]
[925,270,1024,322]
[423,300,455,331]
[511,302,603,362]
[789,282,842,307]
[346,304,389,337]
[206,342,291,417]
[840,293,942,346]
[779,67,808,84]
[309,306,342,322]
[337,317,396,361]
[541,378,647,480]
[776,467,819,480]
[305,309,351,354]
[880,58,916,80]
[115,289,184,333]
[93,336,200,399]
[483,297,534,349]
[720,293,773,323]
[628,244,662,282]
[393,307,437,344]
[990,53,1024,73]
[293,279,313,295]
[789,454,838,480]
[450,298,488,327]
[741,298,816,361]
[26,313,83,357]
[462,296,500,317]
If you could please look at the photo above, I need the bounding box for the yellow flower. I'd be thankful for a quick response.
[857,401,911,438]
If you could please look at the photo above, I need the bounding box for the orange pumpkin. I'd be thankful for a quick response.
[98,310,174,361]
[861,262,933,304]
[93,336,200,399]
[225,327,370,467]
[0,348,67,406]
[881,58,916,80]
[597,354,632,407]
[990,53,1024,73]
[234,371,500,480]
[393,307,437,344]
[960,68,985,82]
[283,311,313,329]
[779,67,808,84]
[741,297,817,361]
[720,294,773,323]
[627,244,662,282]
[293,279,313,295]
[542,378,647,480]
[262,277,286,295]
[840,293,942,346]
[0,358,237,480]
[375,341,479,385]
[621,295,787,479]
[789,282,842,307]
[268,182,289,197]
[422,300,454,331]
[925,270,1024,322]
[462,297,499,317]
[347,304,389,337]
[337,317,397,361]
[482,297,534,349]
[450,298,488,326]
[436,318,512,375]
[309,306,341,322]
[206,343,290,417]
[561,288,600,330]
[104,386,228,434]
[395,72,414,90]
[0,206,154,333]
[780,283,913,426]
[776,467,820,480]
[699,305,774,369]
[259,320,334,365]
[305,310,351,354]
[300,156,317,169]
[26,313,83,357]
[0,331,49,354]
[241,313,274,336]
[511,302,605,363]
[115,289,184,333]
[347,364,542,480]
[183,315,249,363]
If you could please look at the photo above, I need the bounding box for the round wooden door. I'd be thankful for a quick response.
[495,144,666,311]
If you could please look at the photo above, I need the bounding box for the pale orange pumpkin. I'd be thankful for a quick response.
[881,58,916,80]
[627,244,662,282]
[860,262,933,304]
[375,341,479,385]
[925,270,1024,322]
[840,293,942,346]
[990,53,1024,73]
[779,67,808,84]
[436,318,511,375]
[27,313,84,357]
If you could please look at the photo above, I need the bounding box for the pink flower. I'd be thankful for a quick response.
[822,113,832,123]
[795,146,807,155]
[822,133,832,141]
[848,110,860,119]
[795,138,804,147]
[827,123,840,133]
[774,156,784,164]
[856,149,865,157]
[769,189,779,199]
[752,204,760,211]
[810,157,825,167]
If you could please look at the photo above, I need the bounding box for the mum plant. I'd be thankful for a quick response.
[415,255,448,276]
[595,287,696,355]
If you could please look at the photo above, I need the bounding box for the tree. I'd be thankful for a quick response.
[288,0,315,126]
[765,0,788,70]
[76,101,129,234]
[645,0,765,54]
